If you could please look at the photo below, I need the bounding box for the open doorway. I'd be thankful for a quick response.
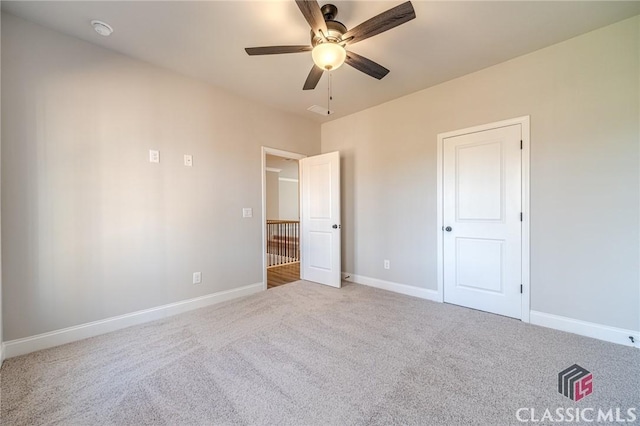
[262,147,342,290]
[264,152,301,289]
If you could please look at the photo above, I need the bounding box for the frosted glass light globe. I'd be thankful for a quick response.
[312,43,346,71]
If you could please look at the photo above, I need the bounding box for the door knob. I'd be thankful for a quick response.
[332,224,341,229]
[445,226,452,232]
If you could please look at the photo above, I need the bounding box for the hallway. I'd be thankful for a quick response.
[267,262,300,289]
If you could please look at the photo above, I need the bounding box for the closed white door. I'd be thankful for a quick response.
[300,151,341,288]
[443,124,522,318]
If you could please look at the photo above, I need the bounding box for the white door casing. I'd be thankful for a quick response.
[439,120,529,319]
[300,151,341,288]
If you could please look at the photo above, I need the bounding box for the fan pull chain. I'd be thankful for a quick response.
[327,73,333,115]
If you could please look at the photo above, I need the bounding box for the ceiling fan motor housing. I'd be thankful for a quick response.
[311,4,347,46]
[311,20,347,46]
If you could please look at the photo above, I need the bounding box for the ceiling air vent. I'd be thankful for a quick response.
[307,105,333,116]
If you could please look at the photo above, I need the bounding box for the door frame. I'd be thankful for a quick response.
[261,147,307,291]
[436,116,531,322]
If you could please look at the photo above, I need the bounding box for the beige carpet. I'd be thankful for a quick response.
[1,281,638,425]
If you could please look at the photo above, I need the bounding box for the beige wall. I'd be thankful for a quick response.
[278,179,299,221]
[322,16,640,331]
[266,171,280,220]
[1,14,320,341]
[266,176,298,221]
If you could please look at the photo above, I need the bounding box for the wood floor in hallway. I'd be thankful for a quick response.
[267,262,300,289]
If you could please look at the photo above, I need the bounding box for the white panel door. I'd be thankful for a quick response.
[443,125,522,318]
[300,151,341,288]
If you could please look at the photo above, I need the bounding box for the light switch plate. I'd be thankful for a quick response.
[242,208,253,218]
[184,155,193,167]
[149,150,160,163]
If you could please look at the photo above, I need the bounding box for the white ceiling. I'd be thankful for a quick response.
[3,1,639,123]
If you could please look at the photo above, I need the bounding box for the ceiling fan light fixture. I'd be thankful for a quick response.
[312,42,346,71]
[244,1,416,90]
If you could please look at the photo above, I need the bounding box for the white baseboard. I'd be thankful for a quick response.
[343,272,440,302]
[530,310,639,349]
[342,272,638,349]
[3,282,264,359]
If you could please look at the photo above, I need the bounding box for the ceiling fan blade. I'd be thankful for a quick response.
[245,45,312,55]
[345,51,390,80]
[295,0,328,38]
[303,65,324,90]
[342,1,416,46]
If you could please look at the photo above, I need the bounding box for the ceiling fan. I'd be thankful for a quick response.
[245,1,416,90]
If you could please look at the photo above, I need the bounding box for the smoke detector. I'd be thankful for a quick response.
[91,20,113,37]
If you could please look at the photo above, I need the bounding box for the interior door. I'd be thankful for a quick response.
[300,151,341,288]
[443,124,522,318]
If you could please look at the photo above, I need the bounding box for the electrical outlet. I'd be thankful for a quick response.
[193,272,202,284]
[384,260,390,270]
[184,154,193,167]
[149,150,160,163]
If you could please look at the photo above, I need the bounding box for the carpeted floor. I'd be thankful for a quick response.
[1,281,638,425]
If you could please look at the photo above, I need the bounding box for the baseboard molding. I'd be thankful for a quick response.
[343,272,440,302]
[342,272,638,349]
[3,282,264,359]
[530,310,639,348]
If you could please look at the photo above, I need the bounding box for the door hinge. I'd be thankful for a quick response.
[520,284,523,294]
[520,212,523,222]
[520,140,523,150]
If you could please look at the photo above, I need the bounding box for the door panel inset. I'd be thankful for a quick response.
[308,231,332,270]
[456,141,503,221]
[455,238,504,293]
[309,163,332,219]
